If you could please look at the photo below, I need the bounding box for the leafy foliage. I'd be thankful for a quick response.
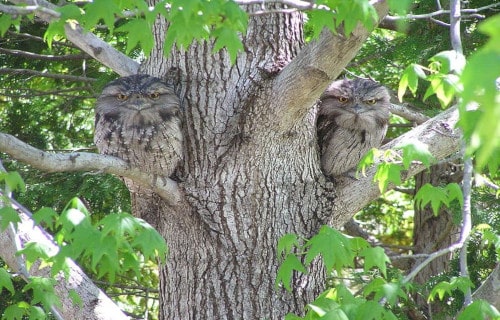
[29,198,168,282]
[414,183,463,216]
[459,15,500,173]
[277,229,403,319]
[1,0,500,319]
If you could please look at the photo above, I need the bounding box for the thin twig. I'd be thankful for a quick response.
[0,68,96,82]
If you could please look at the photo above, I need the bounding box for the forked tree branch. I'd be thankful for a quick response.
[273,0,389,131]
[0,133,182,206]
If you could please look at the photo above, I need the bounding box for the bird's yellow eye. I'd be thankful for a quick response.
[338,97,349,103]
[117,93,128,101]
[366,99,377,104]
[149,92,160,99]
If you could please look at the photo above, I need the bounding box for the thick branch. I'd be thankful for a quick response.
[0,195,129,320]
[472,263,500,310]
[6,0,139,76]
[332,105,461,228]
[0,133,182,205]
[273,0,389,131]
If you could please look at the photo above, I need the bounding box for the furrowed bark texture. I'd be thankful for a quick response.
[141,5,340,319]
[412,163,462,317]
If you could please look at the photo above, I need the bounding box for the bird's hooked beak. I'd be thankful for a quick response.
[352,104,364,114]
[128,94,150,111]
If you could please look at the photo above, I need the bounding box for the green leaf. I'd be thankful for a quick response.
[115,19,154,56]
[3,302,29,320]
[277,233,300,259]
[24,277,61,310]
[429,50,466,74]
[321,308,349,320]
[459,15,500,173]
[306,9,337,39]
[0,13,19,36]
[275,253,307,291]
[0,171,26,193]
[414,183,463,216]
[339,0,377,36]
[92,235,119,278]
[51,254,72,279]
[16,242,55,271]
[482,229,500,257]
[359,246,390,278]
[428,277,474,302]
[423,74,460,108]
[445,183,463,208]
[212,27,244,64]
[0,268,15,296]
[458,300,500,320]
[307,292,342,317]
[43,4,83,48]
[82,0,121,32]
[398,64,425,101]
[355,300,398,320]
[414,183,448,215]
[364,279,406,306]
[28,306,46,320]
[357,148,379,176]
[396,139,435,169]
[373,163,403,193]
[131,221,169,264]
[387,0,412,15]
[100,213,139,238]
[69,289,83,308]
[305,226,354,274]
[33,207,58,231]
[0,206,21,231]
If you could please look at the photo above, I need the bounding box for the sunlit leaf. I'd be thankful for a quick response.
[0,268,15,296]
[275,253,307,291]
[359,246,390,277]
[373,162,403,193]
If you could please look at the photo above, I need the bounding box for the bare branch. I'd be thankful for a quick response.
[389,103,430,125]
[0,68,96,82]
[5,31,80,49]
[0,2,59,17]
[0,133,182,206]
[6,0,139,76]
[386,3,500,22]
[0,47,90,61]
[0,86,95,99]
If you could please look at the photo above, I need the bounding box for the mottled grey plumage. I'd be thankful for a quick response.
[94,74,183,190]
[94,74,183,225]
[317,78,390,177]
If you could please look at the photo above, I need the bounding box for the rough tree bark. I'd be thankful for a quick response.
[0,0,478,319]
[411,163,462,318]
[137,2,394,318]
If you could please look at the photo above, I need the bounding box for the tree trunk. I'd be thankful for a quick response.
[137,6,339,319]
[411,163,462,318]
